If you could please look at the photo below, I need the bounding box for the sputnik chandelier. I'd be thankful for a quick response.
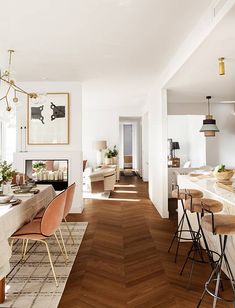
[0,50,38,111]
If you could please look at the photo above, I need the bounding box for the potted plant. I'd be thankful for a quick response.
[0,161,17,194]
[111,145,118,164]
[32,161,46,173]
[104,149,113,165]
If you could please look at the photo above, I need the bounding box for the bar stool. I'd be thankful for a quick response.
[197,210,235,307]
[180,196,223,287]
[168,185,203,262]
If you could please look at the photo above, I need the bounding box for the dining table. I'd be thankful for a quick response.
[0,184,56,303]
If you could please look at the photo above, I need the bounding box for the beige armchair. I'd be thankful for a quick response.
[88,167,116,193]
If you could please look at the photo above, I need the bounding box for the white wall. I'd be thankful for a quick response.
[168,103,235,168]
[82,105,142,167]
[167,115,206,167]
[14,81,83,212]
[142,112,149,181]
[147,88,168,218]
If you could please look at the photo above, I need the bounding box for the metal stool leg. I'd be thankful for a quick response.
[168,210,184,253]
[197,235,235,308]
[168,199,197,263]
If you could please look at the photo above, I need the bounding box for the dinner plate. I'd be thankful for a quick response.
[0,199,21,206]
[13,189,39,195]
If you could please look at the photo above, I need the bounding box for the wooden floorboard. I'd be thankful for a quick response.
[59,176,232,307]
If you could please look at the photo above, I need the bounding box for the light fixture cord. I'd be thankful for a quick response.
[207,97,211,115]
[7,50,13,81]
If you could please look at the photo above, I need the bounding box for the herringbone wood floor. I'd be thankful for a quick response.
[59,176,232,308]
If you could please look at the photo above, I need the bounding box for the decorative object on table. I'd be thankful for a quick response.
[111,145,118,164]
[104,145,119,165]
[27,93,70,145]
[168,158,180,168]
[0,50,39,112]
[168,141,180,168]
[218,57,225,75]
[32,161,46,172]
[0,161,17,183]
[104,149,113,165]
[213,164,234,184]
[95,140,107,165]
[200,96,219,137]
[172,142,180,158]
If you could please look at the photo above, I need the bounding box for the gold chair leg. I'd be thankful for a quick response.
[10,239,14,250]
[64,218,75,245]
[22,239,29,260]
[39,239,58,287]
[58,228,68,260]
[10,238,58,287]
[54,233,67,264]
[21,239,26,259]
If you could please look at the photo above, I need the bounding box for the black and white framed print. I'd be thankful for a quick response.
[27,93,70,145]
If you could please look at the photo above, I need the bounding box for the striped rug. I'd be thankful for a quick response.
[0,222,88,308]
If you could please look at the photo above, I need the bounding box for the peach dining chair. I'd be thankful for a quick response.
[34,183,76,259]
[63,183,76,244]
[10,189,67,287]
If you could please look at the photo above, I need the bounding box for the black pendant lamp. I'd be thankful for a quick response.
[200,96,219,137]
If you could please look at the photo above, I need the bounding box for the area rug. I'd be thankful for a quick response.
[120,170,137,177]
[0,222,88,308]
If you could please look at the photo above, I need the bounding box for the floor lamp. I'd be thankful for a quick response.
[95,140,107,166]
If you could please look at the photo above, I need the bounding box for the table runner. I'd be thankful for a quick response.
[0,185,56,279]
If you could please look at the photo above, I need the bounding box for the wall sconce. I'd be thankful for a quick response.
[218,57,225,75]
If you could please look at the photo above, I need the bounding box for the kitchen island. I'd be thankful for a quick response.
[177,174,235,275]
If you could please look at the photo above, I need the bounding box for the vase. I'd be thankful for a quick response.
[104,157,112,165]
[112,157,117,165]
[2,182,12,195]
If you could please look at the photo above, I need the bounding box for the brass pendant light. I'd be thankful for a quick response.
[200,96,219,137]
[218,57,225,75]
[0,50,38,111]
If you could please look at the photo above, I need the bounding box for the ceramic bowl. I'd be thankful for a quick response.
[19,185,32,193]
[0,195,13,204]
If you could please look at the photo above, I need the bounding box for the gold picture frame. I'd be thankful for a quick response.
[27,92,70,145]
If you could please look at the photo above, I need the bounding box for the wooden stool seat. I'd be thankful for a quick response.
[185,198,223,213]
[172,189,203,200]
[202,214,235,235]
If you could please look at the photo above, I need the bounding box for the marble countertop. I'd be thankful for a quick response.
[178,175,235,206]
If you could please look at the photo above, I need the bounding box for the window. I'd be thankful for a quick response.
[0,120,16,163]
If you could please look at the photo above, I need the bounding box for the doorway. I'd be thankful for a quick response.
[119,117,142,176]
[123,124,133,169]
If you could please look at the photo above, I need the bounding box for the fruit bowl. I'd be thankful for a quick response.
[213,164,234,183]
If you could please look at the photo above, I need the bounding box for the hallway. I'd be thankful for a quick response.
[59,176,231,307]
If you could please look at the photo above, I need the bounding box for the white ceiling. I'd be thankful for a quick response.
[167,4,235,104]
[0,0,212,83]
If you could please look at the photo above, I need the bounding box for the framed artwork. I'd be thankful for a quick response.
[27,92,70,145]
